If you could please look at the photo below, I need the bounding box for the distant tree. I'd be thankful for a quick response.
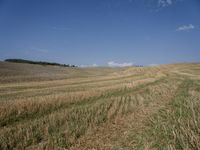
[5,59,77,68]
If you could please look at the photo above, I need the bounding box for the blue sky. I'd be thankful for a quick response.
[0,0,200,66]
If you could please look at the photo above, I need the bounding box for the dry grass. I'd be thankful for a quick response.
[142,80,200,150]
[0,61,199,150]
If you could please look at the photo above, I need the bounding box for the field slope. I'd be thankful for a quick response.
[0,61,199,150]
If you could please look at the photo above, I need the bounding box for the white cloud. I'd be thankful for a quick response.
[92,63,98,67]
[167,0,172,5]
[80,63,98,68]
[176,24,195,31]
[158,0,173,7]
[148,64,159,67]
[107,61,133,67]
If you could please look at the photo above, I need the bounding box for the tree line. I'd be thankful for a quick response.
[5,59,77,67]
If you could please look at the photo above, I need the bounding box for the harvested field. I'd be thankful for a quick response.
[0,62,199,150]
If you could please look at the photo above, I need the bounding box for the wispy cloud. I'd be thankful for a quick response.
[148,63,159,67]
[51,26,72,31]
[80,63,98,68]
[151,0,178,12]
[176,24,195,31]
[158,0,173,7]
[107,61,133,67]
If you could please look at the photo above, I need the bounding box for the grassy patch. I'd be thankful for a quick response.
[145,79,200,150]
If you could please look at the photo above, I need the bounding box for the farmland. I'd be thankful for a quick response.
[0,61,199,150]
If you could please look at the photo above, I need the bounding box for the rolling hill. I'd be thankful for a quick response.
[0,61,199,150]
